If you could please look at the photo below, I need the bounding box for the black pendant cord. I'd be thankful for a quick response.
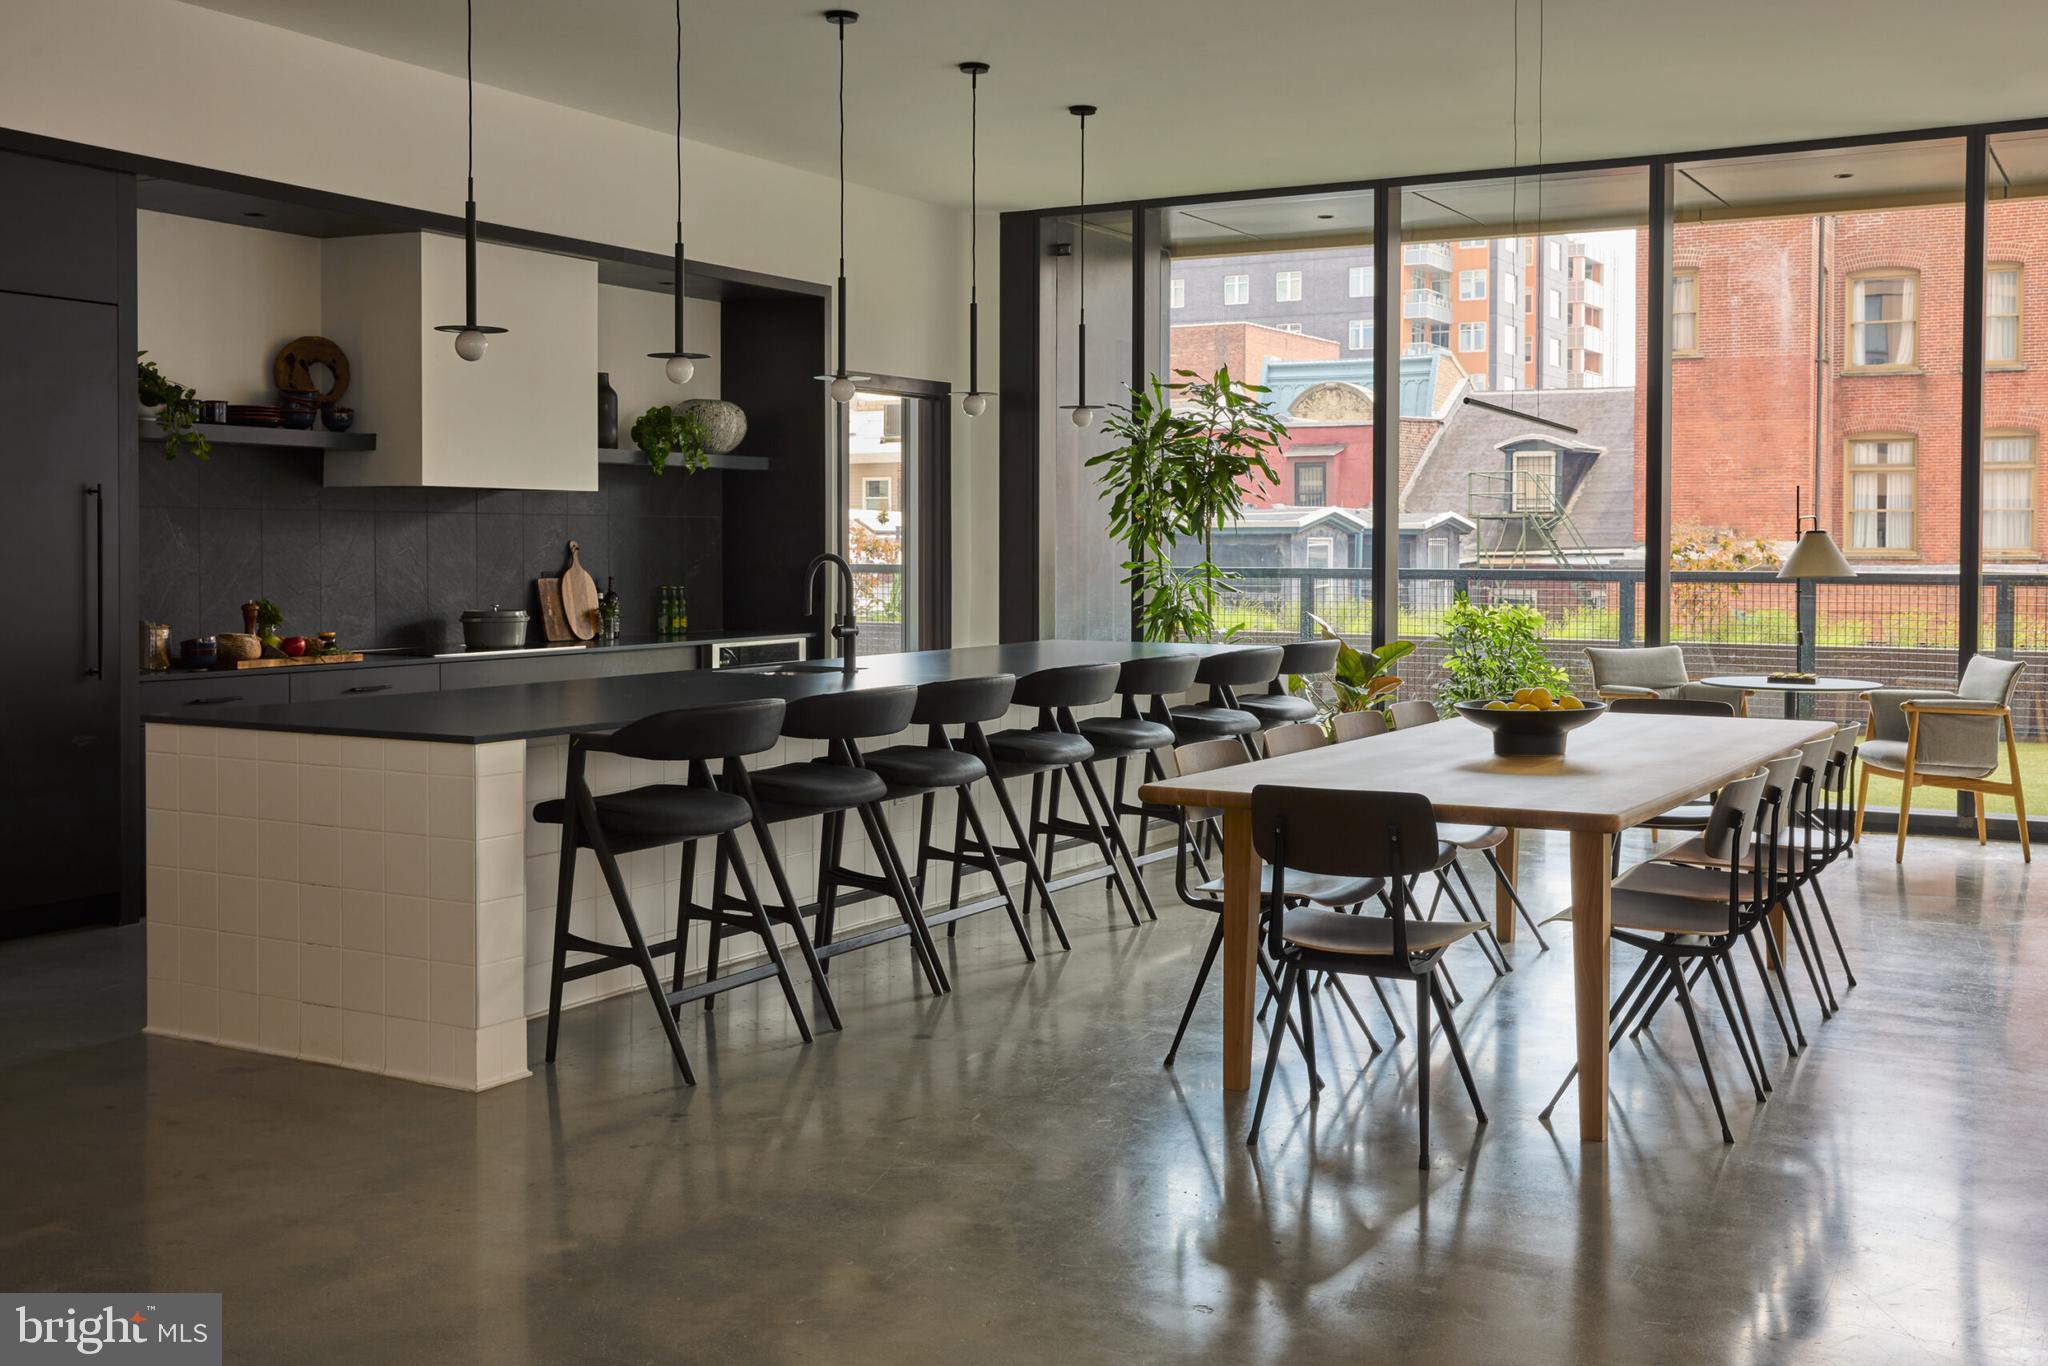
[436,0,504,341]
[650,0,705,363]
[1063,105,1094,413]
[836,13,848,379]
[968,65,979,392]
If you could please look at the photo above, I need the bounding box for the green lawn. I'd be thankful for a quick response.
[1859,739,2047,819]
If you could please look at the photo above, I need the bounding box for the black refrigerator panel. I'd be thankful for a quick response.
[0,290,122,918]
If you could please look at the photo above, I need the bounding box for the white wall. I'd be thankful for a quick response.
[1,0,999,642]
[136,211,324,406]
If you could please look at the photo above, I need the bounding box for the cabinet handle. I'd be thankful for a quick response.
[342,684,392,695]
[184,696,243,706]
[84,483,104,678]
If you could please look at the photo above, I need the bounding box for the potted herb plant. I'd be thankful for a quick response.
[629,404,710,476]
[1434,591,1571,715]
[137,352,210,462]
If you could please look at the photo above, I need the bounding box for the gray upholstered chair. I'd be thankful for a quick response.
[1854,655,2030,864]
[1584,645,1749,715]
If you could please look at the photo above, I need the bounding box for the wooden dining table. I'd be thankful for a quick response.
[1139,710,1835,1142]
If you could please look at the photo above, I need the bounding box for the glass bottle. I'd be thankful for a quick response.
[655,586,674,639]
[673,586,688,635]
[598,576,620,643]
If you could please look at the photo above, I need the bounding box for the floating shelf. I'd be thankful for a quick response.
[140,420,377,452]
[596,448,769,472]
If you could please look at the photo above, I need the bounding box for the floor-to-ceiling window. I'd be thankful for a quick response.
[1393,167,1647,702]
[1155,191,1375,645]
[1980,131,2048,817]
[844,389,914,652]
[1665,140,1966,747]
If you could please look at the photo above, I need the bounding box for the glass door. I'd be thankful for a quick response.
[844,389,917,652]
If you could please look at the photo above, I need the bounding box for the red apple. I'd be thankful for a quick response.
[281,635,308,657]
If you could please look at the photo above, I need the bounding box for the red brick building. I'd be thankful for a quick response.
[1634,202,2048,565]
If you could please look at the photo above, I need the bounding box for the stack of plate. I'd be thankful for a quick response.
[226,404,282,427]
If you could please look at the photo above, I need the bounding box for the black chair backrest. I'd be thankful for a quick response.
[1251,785,1437,880]
[781,685,921,740]
[1113,653,1201,698]
[1012,661,1121,710]
[1275,639,1340,678]
[911,674,1015,726]
[1607,696,1735,717]
[1195,646,1283,689]
[595,698,785,762]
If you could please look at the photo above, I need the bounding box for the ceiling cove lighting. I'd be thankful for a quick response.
[1058,104,1100,430]
[815,10,871,404]
[647,0,708,384]
[954,61,994,418]
[433,0,509,363]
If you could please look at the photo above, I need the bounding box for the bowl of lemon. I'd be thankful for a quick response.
[1453,687,1606,757]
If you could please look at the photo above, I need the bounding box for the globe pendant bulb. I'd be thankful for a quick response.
[1070,405,1096,429]
[962,392,987,418]
[664,355,696,385]
[454,329,489,363]
[829,375,858,403]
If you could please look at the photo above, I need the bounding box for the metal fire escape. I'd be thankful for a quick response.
[1465,464,1596,567]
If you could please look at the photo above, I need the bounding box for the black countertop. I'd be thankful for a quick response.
[138,627,809,681]
[142,640,1230,743]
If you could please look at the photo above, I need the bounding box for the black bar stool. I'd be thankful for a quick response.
[1080,653,1202,919]
[1171,646,1283,760]
[984,662,1143,928]
[535,698,811,1084]
[714,685,950,1000]
[859,674,1051,962]
[1238,639,1339,734]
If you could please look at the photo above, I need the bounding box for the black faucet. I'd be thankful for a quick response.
[804,552,859,679]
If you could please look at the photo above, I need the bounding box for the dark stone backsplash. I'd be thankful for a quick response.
[139,445,722,652]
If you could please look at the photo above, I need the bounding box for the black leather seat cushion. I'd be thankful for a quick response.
[1239,693,1318,726]
[1170,703,1261,739]
[749,762,888,811]
[533,784,751,842]
[1078,715,1176,755]
[986,728,1095,768]
[861,744,987,791]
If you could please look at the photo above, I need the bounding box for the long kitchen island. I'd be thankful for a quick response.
[142,640,1220,1090]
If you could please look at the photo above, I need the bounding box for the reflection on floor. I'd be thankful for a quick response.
[0,829,2040,1364]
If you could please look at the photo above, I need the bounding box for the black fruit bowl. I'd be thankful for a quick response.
[1454,698,1607,757]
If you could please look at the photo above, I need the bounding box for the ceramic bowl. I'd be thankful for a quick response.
[1454,698,1607,757]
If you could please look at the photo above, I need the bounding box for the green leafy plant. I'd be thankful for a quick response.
[1087,366,1283,642]
[1434,591,1570,714]
[137,352,210,463]
[629,404,709,476]
[1295,612,1413,718]
[252,597,285,653]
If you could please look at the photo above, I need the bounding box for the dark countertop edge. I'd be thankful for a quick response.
[138,628,809,681]
[141,640,1227,745]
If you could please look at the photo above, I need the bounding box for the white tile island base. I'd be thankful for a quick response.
[143,709,1096,1091]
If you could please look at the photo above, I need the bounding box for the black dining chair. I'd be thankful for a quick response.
[534,697,820,1084]
[1171,646,1283,760]
[1238,639,1340,736]
[1078,653,1203,919]
[1246,785,1490,1165]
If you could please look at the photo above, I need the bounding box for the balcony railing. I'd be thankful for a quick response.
[1403,242,1453,272]
[1569,322,1605,352]
[1196,566,2048,751]
[850,561,904,655]
[1569,276,1607,308]
[1403,288,1452,324]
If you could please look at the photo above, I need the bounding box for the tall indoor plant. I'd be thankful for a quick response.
[1434,591,1571,713]
[1088,365,1283,642]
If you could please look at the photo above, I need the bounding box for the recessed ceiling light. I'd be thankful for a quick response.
[242,210,266,218]
[1317,213,1334,220]
[1833,172,1854,180]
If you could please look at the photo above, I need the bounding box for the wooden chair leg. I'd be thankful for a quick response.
[2007,715,2033,864]
[1975,797,1989,846]
[1853,765,1871,844]
[1895,719,1920,864]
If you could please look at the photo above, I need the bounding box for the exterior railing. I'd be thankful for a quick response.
[1206,565,2048,742]
[851,561,904,655]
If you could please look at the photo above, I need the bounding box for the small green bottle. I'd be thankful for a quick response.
[655,586,674,639]
[673,586,689,635]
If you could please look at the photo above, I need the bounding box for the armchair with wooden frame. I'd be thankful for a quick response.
[1853,655,2030,864]
[1584,645,1750,715]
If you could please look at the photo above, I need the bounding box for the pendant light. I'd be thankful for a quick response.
[433,0,508,363]
[1059,105,1099,429]
[815,10,871,403]
[647,0,708,384]
[953,61,994,418]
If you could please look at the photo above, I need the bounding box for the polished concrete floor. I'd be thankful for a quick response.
[2,830,2044,1364]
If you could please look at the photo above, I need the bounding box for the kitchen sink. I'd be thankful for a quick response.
[741,660,860,677]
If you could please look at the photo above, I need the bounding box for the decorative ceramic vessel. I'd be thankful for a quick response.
[321,403,355,432]
[597,373,619,450]
[1454,699,1608,758]
[678,398,746,455]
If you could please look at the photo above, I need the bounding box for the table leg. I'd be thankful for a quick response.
[1568,830,1613,1143]
[1494,828,1519,943]
[1220,807,1259,1092]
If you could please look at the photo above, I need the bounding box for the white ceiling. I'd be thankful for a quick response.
[178,0,2048,213]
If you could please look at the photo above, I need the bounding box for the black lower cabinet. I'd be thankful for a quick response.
[0,289,124,932]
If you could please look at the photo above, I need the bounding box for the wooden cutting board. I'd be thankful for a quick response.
[559,541,598,641]
[218,652,366,669]
[536,578,572,642]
